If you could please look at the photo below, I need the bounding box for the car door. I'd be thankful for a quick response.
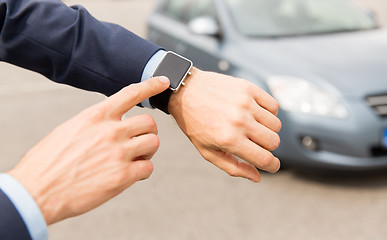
[182,0,225,72]
[148,0,190,52]
[148,0,227,74]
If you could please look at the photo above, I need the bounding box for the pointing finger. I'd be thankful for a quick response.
[105,76,170,118]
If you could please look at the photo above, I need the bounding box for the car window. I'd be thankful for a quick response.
[188,0,217,21]
[225,0,377,37]
[162,0,191,22]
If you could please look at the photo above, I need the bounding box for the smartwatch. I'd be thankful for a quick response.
[149,51,193,114]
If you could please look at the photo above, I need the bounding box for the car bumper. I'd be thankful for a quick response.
[274,98,387,171]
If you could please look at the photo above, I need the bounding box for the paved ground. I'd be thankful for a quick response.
[1,0,387,239]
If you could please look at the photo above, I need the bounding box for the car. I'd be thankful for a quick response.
[147,0,387,171]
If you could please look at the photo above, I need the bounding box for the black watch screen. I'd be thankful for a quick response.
[152,51,193,91]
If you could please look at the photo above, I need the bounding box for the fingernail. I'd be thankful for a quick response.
[158,76,169,85]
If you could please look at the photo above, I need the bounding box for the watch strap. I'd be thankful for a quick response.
[149,89,173,114]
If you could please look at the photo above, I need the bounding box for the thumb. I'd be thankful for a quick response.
[106,76,170,117]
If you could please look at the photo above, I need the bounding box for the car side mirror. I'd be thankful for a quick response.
[188,16,220,37]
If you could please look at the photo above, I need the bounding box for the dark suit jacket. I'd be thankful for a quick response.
[0,0,162,238]
[0,190,32,240]
[0,0,161,96]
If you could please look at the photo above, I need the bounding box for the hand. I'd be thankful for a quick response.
[169,68,281,183]
[8,77,170,225]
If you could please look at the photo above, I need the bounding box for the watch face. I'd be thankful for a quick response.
[153,52,192,91]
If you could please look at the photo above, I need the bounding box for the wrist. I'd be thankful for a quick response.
[8,168,62,225]
[168,67,202,115]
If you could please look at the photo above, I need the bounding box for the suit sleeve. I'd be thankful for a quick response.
[0,0,162,96]
[0,189,32,240]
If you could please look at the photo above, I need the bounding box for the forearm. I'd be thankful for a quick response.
[0,0,161,96]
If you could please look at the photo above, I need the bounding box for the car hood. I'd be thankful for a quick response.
[241,28,387,97]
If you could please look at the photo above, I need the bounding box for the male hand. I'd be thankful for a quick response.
[8,77,170,225]
[169,68,281,183]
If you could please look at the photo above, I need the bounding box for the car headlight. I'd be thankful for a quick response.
[267,76,348,119]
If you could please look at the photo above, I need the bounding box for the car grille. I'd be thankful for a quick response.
[371,146,387,157]
[366,94,387,117]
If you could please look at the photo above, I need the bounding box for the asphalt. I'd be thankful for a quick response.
[1,0,387,239]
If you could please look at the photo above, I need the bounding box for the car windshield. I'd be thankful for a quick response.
[225,0,377,37]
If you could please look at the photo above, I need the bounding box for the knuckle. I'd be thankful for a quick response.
[259,152,275,169]
[141,114,155,124]
[135,161,154,181]
[237,95,251,110]
[127,85,141,100]
[230,114,245,128]
[241,81,253,92]
[273,118,282,133]
[267,98,280,115]
[247,82,261,95]
[105,126,121,141]
[150,78,160,89]
[141,114,157,132]
[143,161,154,176]
[200,150,212,161]
[272,99,280,112]
[226,168,241,178]
[268,134,281,151]
[81,105,106,122]
[148,134,160,149]
[111,172,129,187]
[273,134,281,149]
[200,152,211,162]
[136,134,160,157]
[90,110,106,122]
[112,145,128,160]
[215,131,237,148]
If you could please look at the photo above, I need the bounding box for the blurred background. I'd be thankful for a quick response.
[1,0,387,239]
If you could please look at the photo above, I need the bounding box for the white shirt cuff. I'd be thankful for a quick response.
[0,173,48,240]
[140,49,167,108]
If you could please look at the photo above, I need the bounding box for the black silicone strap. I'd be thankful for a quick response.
[149,89,173,114]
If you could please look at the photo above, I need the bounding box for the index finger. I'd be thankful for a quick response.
[105,77,170,118]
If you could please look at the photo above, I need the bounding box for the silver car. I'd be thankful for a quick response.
[147,0,387,171]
